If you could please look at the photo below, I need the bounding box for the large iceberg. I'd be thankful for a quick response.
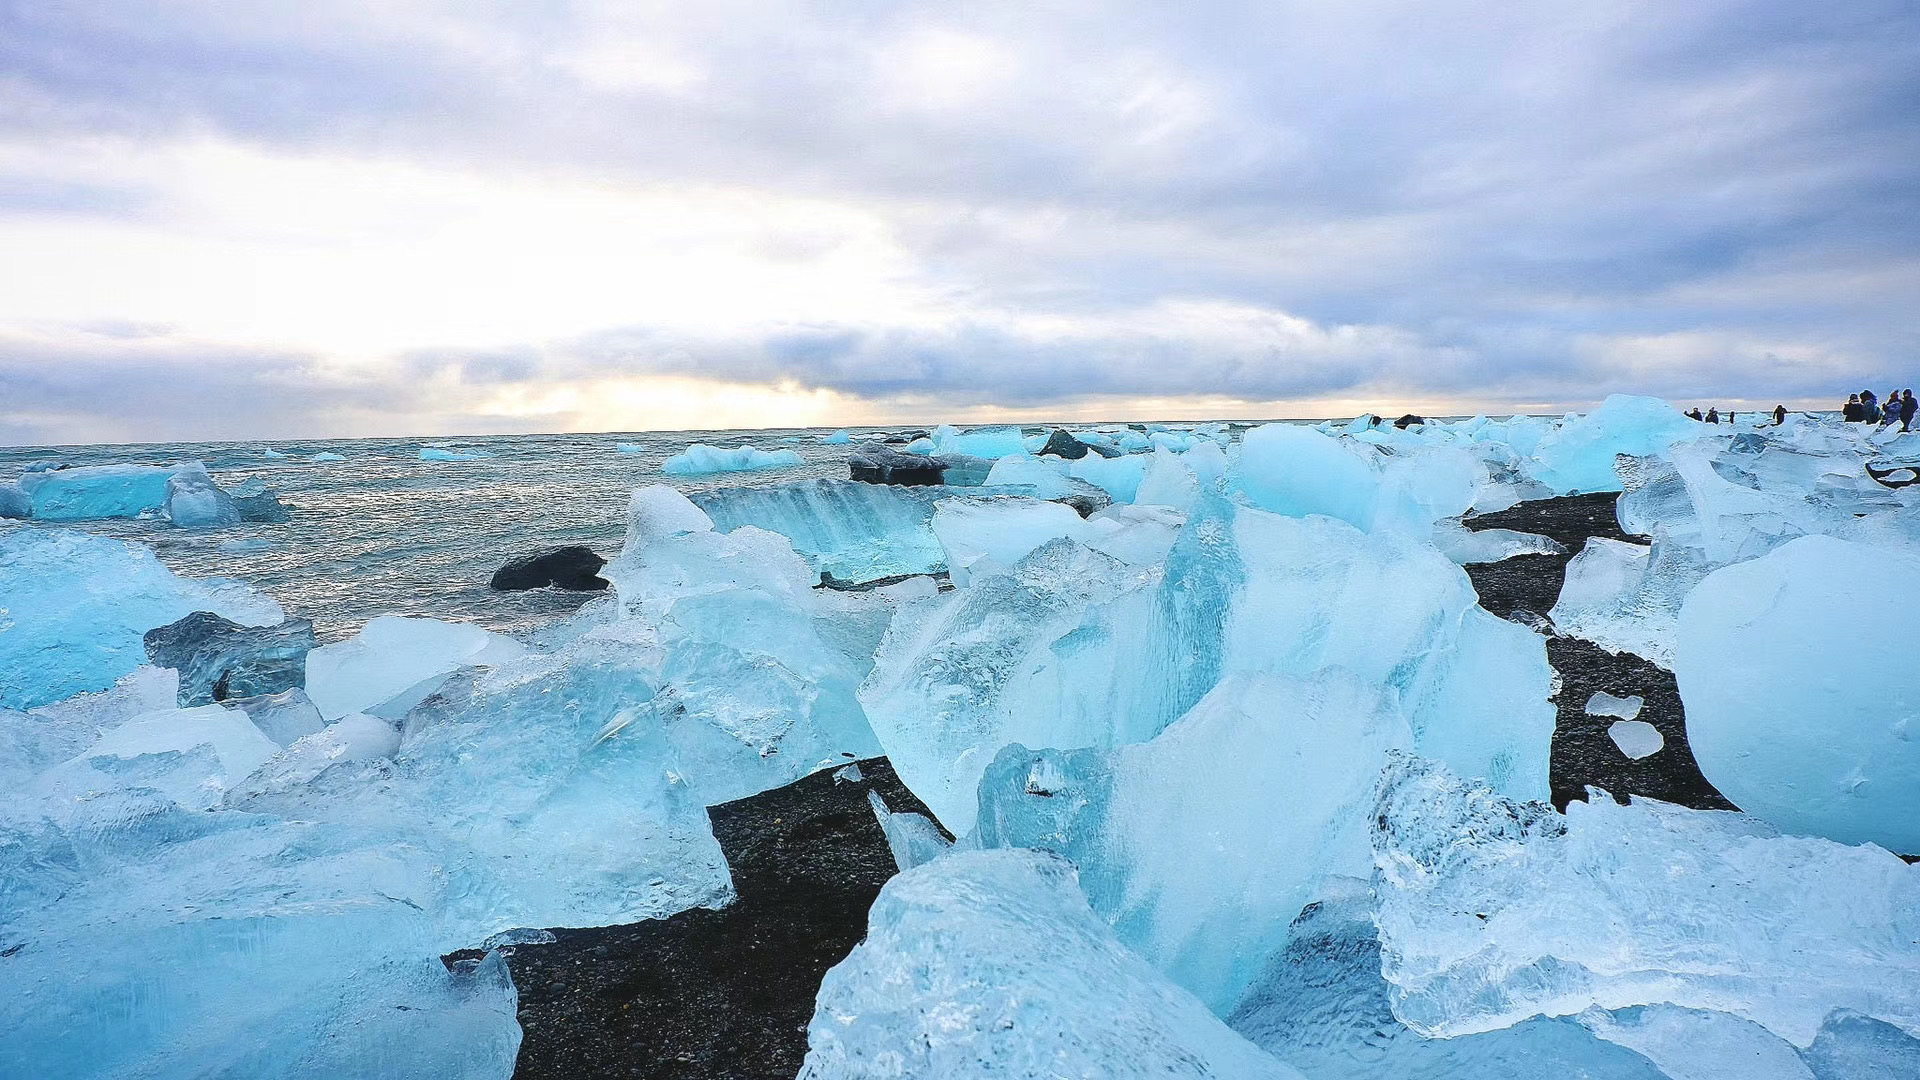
[0,529,283,710]
[12,462,177,520]
[1675,534,1920,852]
[973,671,1410,1012]
[660,443,803,475]
[797,849,1304,1080]
[1371,756,1920,1047]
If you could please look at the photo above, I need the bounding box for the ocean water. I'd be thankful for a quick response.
[0,428,905,640]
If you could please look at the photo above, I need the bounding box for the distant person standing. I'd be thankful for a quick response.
[1773,404,1788,425]
[1705,407,1720,424]
[1883,391,1904,426]
[1902,390,1917,432]
[1845,394,1864,422]
[1686,407,1704,421]
[1862,389,1881,424]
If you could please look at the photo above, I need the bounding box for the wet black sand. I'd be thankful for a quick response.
[474,492,1732,1079]
[1463,492,1734,813]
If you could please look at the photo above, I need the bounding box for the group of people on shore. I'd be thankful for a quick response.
[1844,389,1916,432]
[1682,405,1790,425]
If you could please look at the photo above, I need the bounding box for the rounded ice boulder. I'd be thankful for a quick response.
[1676,535,1920,852]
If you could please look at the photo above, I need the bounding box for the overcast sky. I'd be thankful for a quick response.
[2,1,1916,444]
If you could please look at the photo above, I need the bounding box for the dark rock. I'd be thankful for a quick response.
[143,611,317,707]
[491,546,609,591]
[1057,492,1112,518]
[450,757,942,1080]
[230,477,292,522]
[848,445,949,486]
[1461,493,1732,814]
[1038,429,1090,460]
[1392,413,1427,429]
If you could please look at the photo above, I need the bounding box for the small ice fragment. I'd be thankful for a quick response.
[1585,691,1645,720]
[1608,720,1665,759]
[418,446,493,461]
[833,762,864,783]
[218,537,275,554]
[481,927,559,950]
[309,451,345,462]
[821,430,853,444]
[660,443,803,475]
[866,790,951,873]
[616,442,645,453]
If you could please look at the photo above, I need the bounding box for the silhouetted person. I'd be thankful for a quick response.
[1902,390,1917,433]
[1773,404,1787,425]
[1844,394,1863,422]
[1686,407,1704,421]
[1705,407,1719,424]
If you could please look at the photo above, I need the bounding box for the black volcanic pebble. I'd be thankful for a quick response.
[453,757,942,1080]
[1038,428,1090,460]
[848,445,949,485]
[1392,413,1427,429]
[490,546,609,591]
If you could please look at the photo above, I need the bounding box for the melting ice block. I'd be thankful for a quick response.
[859,539,1159,831]
[974,671,1411,1012]
[797,849,1304,1080]
[304,615,526,720]
[144,610,316,706]
[14,462,177,519]
[0,529,283,710]
[930,423,1029,459]
[1371,756,1920,1047]
[660,443,803,475]
[863,501,1556,833]
[418,446,493,461]
[689,479,952,581]
[1676,534,1920,852]
[1229,890,1673,1080]
[600,485,882,801]
[1585,691,1645,719]
[932,496,1090,585]
[163,461,242,527]
[1527,394,1701,494]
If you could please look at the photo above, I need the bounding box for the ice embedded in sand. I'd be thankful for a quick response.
[797,849,1304,1080]
[1676,534,1920,852]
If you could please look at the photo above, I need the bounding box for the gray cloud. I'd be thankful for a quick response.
[1,0,1916,441]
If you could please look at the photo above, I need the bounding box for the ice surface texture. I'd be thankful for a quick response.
[1528,394,1702,494]
[144,610,316,706]
[1677,534,1920,851]
[798,849,1304,1080]
[0,529,283,709]
[1229,890,1674,1080]
[1371,756,1920,1047]
[660,443,803,475]
[690,478,953,581]
[974,671,1412,1012]
[861,501,1554,833]
[304,614,526,720]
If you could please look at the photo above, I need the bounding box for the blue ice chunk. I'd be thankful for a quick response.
[16,462,177,520]
[821,429,853,444]
[974,670,1411,1012]
[0,530,284,710]
[163,461,242,526]
[1528,394,1701,494]
[660,443,803,474]
[419,446,494,461]
[1228,889,1672,1079]
[689,479,953,581]
[798,849,1304,1079]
